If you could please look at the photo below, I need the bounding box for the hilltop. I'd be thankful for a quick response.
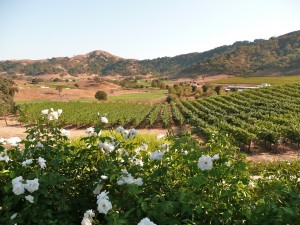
[0,31,299,78]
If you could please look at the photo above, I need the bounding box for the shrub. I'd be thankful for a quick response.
[95,91,107,101]
[1,111,300,224]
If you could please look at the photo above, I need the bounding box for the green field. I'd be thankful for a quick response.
[212,75,300,85]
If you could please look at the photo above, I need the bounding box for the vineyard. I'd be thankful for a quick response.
[19,83,300,150]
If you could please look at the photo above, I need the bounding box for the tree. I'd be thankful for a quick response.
[0,75,18,115]
[214,85,223,95]
[56,85,63,96]
[95,91,107,100]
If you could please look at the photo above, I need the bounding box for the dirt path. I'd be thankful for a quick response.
[0,119,168,140]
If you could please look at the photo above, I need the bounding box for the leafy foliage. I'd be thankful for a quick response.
[181,31,300,76]
[1,114,299,224]
[95,91,108,101]
[0,75,18,116]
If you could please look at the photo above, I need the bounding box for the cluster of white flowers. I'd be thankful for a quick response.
[38,157,47,169]
[150,150,164,160]
[117,169,143,186]
[81,209,95,225]
[0,137,6,144]
[20,157,46,169]
[137,217,157,225]
[157,133,165,140]
[0,151,10,163]
[60,128,70,137]
[12,176,39,196]
[36,141,44,149]
[101,116,108,124]
[97,191,112,214]
[134,143,148,153]
[158,143,169,151]
[197,154,219,171]
[41,108,63,120]
[130,156,144,167]
[116,126,138,140]
[21,159,33,167]
[85,127,101,137]
[98,141,115,152]
[6,137,22,146]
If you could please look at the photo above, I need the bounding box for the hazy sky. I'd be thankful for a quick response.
[0,0,299,60]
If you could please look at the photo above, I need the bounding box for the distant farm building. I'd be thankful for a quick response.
[225,83,271,92]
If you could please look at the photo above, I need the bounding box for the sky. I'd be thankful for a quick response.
[0,0,299,60]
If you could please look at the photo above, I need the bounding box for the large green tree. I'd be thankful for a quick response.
[0,75,18,116]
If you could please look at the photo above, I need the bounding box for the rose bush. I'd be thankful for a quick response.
[0,109,300,224]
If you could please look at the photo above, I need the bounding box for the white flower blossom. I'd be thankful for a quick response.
[25,195,34,203]
[131,156,144,167]
[138,217,157,225]
[116,126,125,133]
[36,141,44,149]
[0,152,10,163]
[98,141,115,152]
[85,127,95,137]
[12,176,23,185]
[41,109,49,115]
[135,177,143,186]
[38,157,47,169]
[97,198,112,214]
[117,169,143,186]
[251,175,263,180]
[197,155,213,171]
[60,128,70,136]
[57,109,63,115]
[81,209,95,225]
[117,179,125,185]
[12,182,25,195]
[84,209,95,219]
[48,111,59,120]
[212,154,219,161]
[101,175,108,180]
[150,151,164,160]
[97,191,112,214]
[129,128,138,137]
[7,137,21,146]
[0,138,7,144]
[157,134,165,140]
[10,213,18,220]
[21,159,33,167]
[134,143,148,153]
[101,116,108,124]
[81,217,92,225]
[24,178,39,193]
[224,161,231,167]
[158,143,169,151]
[12,176,25,195]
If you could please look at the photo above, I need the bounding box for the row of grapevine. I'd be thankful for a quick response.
[19,101,176,129]
[177,83,300,151]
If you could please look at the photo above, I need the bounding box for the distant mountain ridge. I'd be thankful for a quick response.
[0,30,299,77]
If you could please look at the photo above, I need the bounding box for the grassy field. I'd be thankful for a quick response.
[108,90,167,101]
[212,75,300,85]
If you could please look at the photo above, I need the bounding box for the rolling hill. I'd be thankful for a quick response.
[0,30,299,78]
